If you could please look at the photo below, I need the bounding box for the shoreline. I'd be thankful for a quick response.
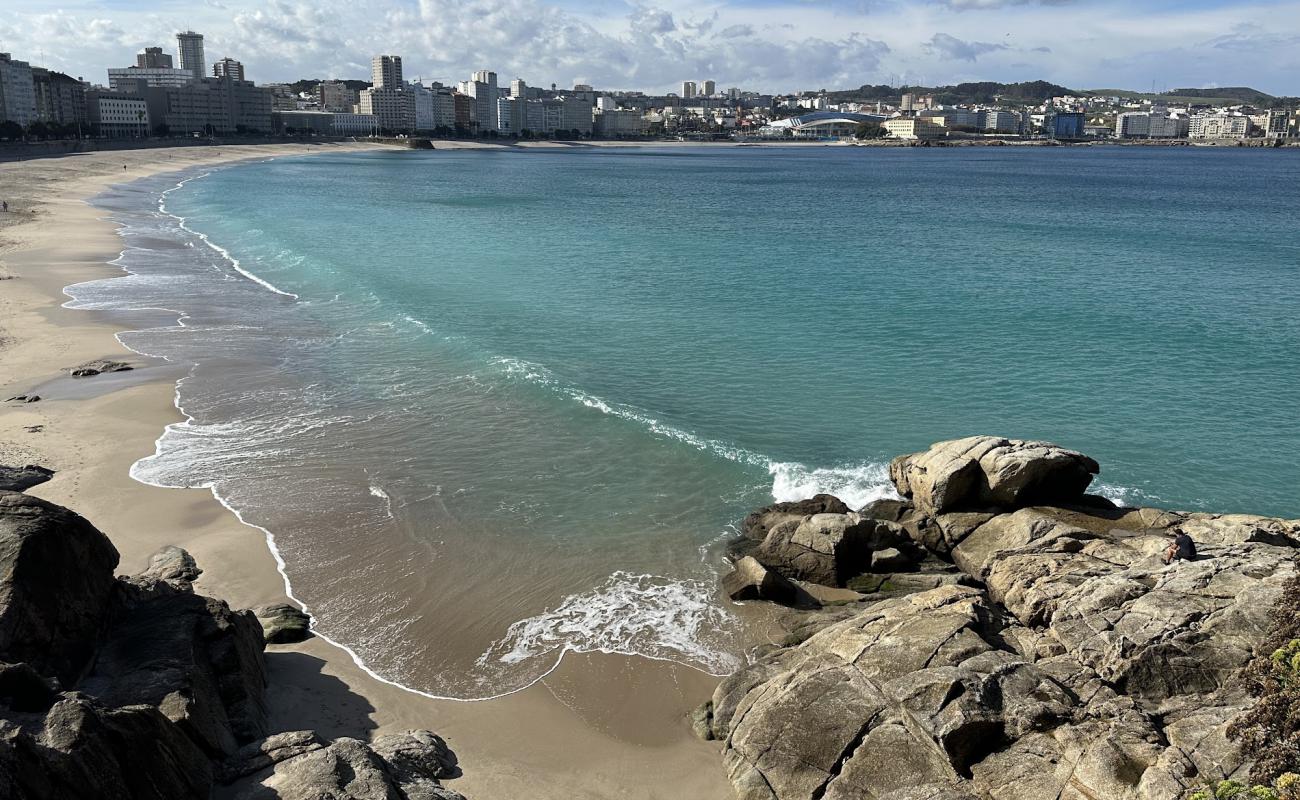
[0,144,734,799]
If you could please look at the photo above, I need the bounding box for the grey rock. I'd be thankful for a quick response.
[237,733,466,800]
[741,494,849,541]
[689,700,715,741]
[755,513,906,586]
[68,359,133,377]
[222,730,327,782]
[722,556,800,605]
[255,603,312,644]
[890,436,1099,515]
[0,465,54,493]
[137,544,202,586]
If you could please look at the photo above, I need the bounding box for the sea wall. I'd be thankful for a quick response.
[708,436,1300,800]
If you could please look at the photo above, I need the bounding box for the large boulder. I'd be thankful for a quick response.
[255,603,313,644]
[0,491,120,686]
[722,556,800,606]
[77,579,269,758]
[137,545,202,587]
[890,436,1099,515]
[755,513,908,586]
[741,495,849,541]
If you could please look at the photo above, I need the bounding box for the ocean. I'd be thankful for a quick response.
[70,144,1300,699]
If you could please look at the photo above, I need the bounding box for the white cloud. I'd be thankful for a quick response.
[1,0,1299,95]
[924,32,1008,62]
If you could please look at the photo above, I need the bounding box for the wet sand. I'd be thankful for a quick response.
[0,143,735,799]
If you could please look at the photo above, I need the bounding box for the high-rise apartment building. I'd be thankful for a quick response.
[0,53,37,126]
[466,70,499,131]
[372,55,402,88]
[177,31,206,79]
[137,47,174,69]
[32,68,88,128]
[510,79,527,99]
[681,81,696,99]
[212,58,245,82]
[702,80,716,96]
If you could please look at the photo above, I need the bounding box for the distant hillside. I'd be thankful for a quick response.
[287,78,370,95]
[825,80,1078,105]
[1090,86,1297,108]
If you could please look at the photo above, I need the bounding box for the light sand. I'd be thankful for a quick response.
[0,143,734,799]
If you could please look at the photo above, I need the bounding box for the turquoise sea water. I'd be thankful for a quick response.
[76,145,1300,697]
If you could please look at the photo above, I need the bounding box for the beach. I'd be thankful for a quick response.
[0,142,735,800]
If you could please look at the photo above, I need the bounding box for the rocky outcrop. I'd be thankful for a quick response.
[0,491,466,800]
[712,438,1300,800]
[0,466,53,493]
[255,603,312,644]
[228,730,465,800]
[890,436,1100,515]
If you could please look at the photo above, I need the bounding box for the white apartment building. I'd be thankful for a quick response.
[372,56,402,89]
[593,108,648,137]
[979,109,1021,134]
[212,58,244,82]
[681,81,697,99]
[108,66,195,90]
[359,86,414,131]
[88,92,150,137]
[331,112,379,136]
[1116,110,1189,139]
[883,117,946,140]
[1189,113,1250,139]
[467,70,498,131]
[0,52,37,126]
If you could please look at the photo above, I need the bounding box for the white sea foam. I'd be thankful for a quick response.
[1094,482,1162,509]
[769,460,899,509]
[479,571,742,676]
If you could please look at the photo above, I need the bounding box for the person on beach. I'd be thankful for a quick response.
[2,201,7,212]
[1163,526,1197,564]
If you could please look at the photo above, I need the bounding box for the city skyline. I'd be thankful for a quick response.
[2,0,1299,96]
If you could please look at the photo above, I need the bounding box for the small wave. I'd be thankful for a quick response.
[478,571,743,676]
[158,173,299,299]
[1094,482,1162,509]
[769,461,898,510]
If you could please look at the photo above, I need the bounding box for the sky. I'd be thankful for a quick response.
[2,0,1298,96]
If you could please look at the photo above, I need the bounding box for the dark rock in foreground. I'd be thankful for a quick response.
[0,465,53,493]
[711,437,1300,800]
[0,490,465,799]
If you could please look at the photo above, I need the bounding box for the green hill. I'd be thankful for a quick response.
[824,80,1078,105]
